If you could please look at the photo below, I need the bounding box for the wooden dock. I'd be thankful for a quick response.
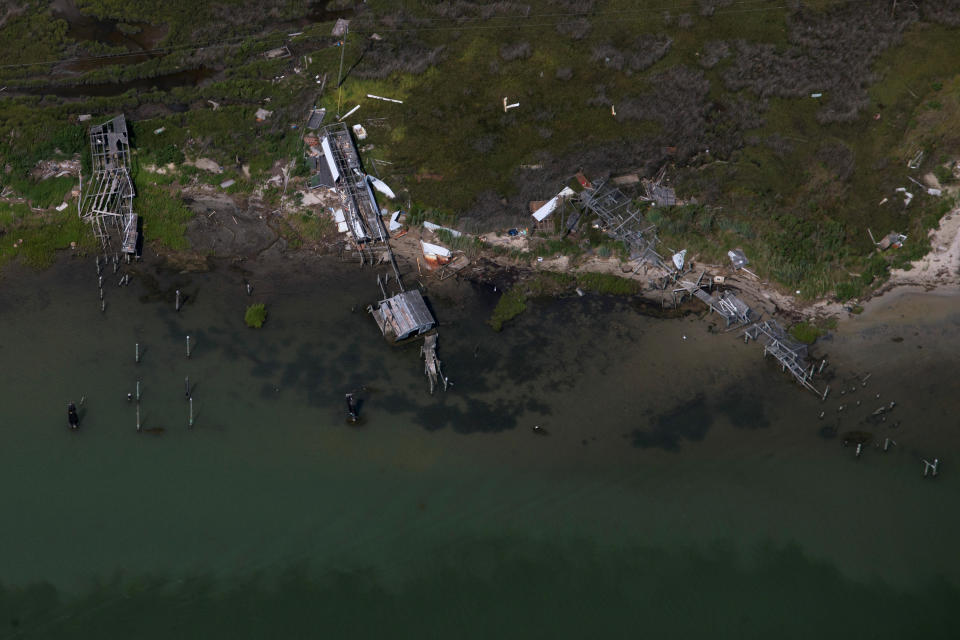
[421,334,448,394]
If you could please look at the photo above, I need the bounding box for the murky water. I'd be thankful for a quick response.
[1,255,958,636]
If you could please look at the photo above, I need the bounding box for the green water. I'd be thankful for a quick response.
[1,256,958,637]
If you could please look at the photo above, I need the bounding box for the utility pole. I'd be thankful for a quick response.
[337,25,348,118]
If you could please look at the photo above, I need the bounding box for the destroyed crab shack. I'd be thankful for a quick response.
[370,290,435,341]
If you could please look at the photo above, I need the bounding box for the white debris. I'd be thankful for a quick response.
[672,249,686,271]
[220,179,235,189]
[339,104,360,121]
[366,94,403,104]
[153,127,165,135]
[55,202,69,212]
[424,221,461,237]
[368,176,395,199]
[389,210,402,232]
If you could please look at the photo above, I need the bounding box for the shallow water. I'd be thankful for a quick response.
[1,255,958,637]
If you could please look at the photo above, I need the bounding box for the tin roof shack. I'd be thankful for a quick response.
[370,290,435,341]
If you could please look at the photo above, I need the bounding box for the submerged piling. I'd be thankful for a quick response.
[189,397,194,429]
[136,379,141,401]
[135,343,140,363]
[186,335,191,358]
[185,376,191,398]
[136,402,141,432]
[176,289,181,311]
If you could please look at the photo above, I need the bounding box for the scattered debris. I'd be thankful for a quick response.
[368,176,395,199]
[306,108,326,129]
[78,114,91,122]
[672,249,686,271]
[894,187,913,207]
[423,221,461,237]
[420,240,452,268]
[612,174,640,186]
[207,100,220,110]
[366,94,403,104]
[502,97,520,112]
[219,179,235,189]
[352,123,368,140]
[531,186,576,222]
[877,231,907,251]
[332,18,350,38]
[389,210,403,232]
[339,104,360,121]
[640,166,676,206]
[908,150,924,170]
[264,46,291,60]
[810,92,823,98]
[255,108,273,122]
[728,249,749,270]
[153,127,165,135]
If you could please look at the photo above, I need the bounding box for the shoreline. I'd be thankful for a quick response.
[4,178,958,328]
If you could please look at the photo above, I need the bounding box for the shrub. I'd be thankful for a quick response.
[576,272,640,295]
[488,288,526,331]
[245,303,267,328]
[789,321,822,344]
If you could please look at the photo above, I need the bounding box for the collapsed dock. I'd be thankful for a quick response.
[676,274,752,326]
[742,320,824,396]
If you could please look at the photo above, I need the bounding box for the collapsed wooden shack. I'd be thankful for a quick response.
[79,114,139,254]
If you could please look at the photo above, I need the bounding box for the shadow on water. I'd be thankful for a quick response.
[631,393,714,451]
[630,381,772,450]
[2,537,956,639]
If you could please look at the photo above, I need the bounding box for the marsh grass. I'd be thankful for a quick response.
[245,303,268,328]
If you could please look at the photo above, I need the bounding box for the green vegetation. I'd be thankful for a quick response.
[576,272,641,296]
[134,179,194,251]
[488,288,526,332]
[2,0,960,298]
[789,322,824,345]
[244,303,267,328]
[0,201,93,269]
[489,270,640,330]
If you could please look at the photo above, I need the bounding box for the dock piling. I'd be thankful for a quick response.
[136,379,140,401]
[189,397,194,429]
[186,335,191,358]
[136,402,141,432]
[135,343,140,363]
[185,376,191,398]
[175,289,181,312]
